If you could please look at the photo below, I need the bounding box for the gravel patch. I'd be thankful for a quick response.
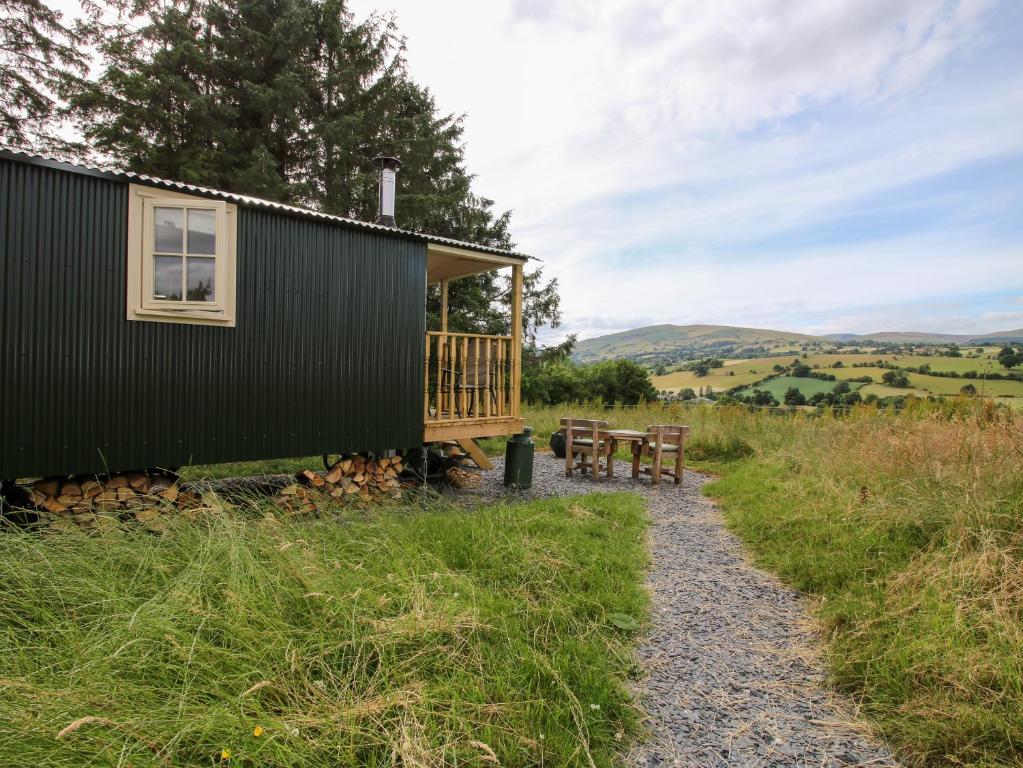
[464,453,900,768]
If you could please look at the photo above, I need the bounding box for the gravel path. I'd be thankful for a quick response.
[463,454,899,768]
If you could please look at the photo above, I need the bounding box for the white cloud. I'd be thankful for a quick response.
[351,0,1020,337]
[553,233,1021,341]
[53,0,1021,337]
[360,0,998,212]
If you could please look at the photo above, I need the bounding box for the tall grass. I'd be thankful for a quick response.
[0,493,648,766]
[700,402,1023,766]
[482,400,775,462]
[514,399,1022,764]
[7,399,1018,765]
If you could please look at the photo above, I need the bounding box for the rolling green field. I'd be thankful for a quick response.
[751,376,865,400]
[907,376,1023,397]
[652,350,1023,403]
[652,367,770,392]
[797,352,1011,375]
[829,368,1023,397]
[859,383,920,399]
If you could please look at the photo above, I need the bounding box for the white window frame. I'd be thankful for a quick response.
[127,184,237,326]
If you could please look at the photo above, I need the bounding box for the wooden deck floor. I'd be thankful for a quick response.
[424,416,524,442]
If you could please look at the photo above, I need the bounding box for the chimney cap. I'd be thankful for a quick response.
[372,156,402,171]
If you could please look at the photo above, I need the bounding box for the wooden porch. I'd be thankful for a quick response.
[423,244,525,443]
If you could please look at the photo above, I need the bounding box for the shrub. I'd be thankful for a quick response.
[784,387,806,405]
[881,370,911,387]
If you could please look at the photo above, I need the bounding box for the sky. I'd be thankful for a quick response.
[340,0,1023,341]
[47,0,1023,341]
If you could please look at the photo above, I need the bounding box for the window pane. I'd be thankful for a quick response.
[154,207,184,253]
[154,255,183,300]
[187,257,216,302]
[187,209,216,255]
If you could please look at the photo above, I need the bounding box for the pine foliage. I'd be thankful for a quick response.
[0,0,87,151]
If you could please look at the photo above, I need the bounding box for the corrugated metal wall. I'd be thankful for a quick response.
[1,157,426,479]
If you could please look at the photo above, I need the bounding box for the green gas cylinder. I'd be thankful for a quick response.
[503,427,535,489]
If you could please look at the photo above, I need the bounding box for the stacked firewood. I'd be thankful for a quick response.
[273,455,406,513]
[445,466,482,489]
[10,471,201,533]
[438,443,483,487]
[4,456,410,531]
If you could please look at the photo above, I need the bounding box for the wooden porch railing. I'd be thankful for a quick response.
[424,332,518,423]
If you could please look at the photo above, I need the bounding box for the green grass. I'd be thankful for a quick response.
[9,399,1021,766]
[0,492,649,767]
[909,376,1023,397]
[483,401,763,464]
[179,455,320,480]
[509,401,1023,765]
[701,404,1023,766]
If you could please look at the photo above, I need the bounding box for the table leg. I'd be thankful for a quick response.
[608,439,617,477]
[631,441,641,479]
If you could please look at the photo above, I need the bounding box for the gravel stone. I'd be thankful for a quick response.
[463,453,900,767]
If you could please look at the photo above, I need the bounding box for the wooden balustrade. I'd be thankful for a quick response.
[424,332,517,424]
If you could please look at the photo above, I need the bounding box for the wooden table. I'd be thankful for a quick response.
[607,429,648,479]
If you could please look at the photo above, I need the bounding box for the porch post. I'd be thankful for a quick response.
[440,279,449,332]
[510,264,523,417]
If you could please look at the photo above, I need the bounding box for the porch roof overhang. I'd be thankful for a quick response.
[427,243,528,285]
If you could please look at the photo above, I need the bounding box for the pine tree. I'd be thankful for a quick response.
[0,0,87,152]
[71,0,563,344]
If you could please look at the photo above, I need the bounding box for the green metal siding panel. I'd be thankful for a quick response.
[0,158,426,479]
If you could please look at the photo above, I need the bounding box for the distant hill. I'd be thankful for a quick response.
[822,330,1023,344]
[571,324,815,363]
[572,324,1023,364]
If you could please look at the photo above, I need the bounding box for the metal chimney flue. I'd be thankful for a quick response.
[372,156,402,227]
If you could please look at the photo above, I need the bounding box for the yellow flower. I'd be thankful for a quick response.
[221,748,231,760]
[253,726,264,737]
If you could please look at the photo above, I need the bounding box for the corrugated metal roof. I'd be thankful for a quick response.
[0,148,530,261]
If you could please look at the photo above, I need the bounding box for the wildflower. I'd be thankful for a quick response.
[221,748,231,760]
[589,703,601,711]
[253,726,264,737]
